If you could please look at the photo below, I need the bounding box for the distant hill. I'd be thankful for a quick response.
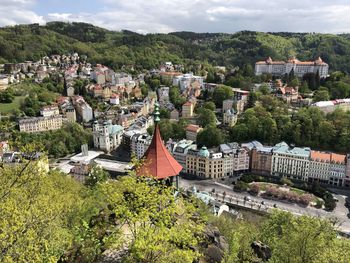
[1,22,350,73]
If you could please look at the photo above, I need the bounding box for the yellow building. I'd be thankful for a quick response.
[182,101,194,118]
[19,115,63,133]
[186,146,224,179]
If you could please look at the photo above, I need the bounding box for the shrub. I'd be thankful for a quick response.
[235,181,249,191]
[249,183,260,195]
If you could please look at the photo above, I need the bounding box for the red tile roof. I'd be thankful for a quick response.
[186,124,202,133]
[137,124,182,179]
[183,101,192,107]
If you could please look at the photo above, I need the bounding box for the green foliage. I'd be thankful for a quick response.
[212,210,350,263]
[0,90,14,103]
[260,211,344,263]
[280,177,293,186]
[169,86,186,110]
[197,108,216,127]
[313,87,330,102]
[148,119,188,141]
[85,165,109,187]
[0,159,88,262]
[230,97,350,152]
[212,85,233,107]
[11,123,92,158]
[197,126,224,148]
[203,101,216,111]
[234,181,249,191]
[100,176,204,262]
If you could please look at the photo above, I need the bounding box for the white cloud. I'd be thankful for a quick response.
[1,0,350,33]
[0,0,44,26]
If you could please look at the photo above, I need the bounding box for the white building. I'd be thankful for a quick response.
[172,73,204,92]
[110,94,120,105]
[40,105,60,117]
[73,96,93,122]
[171,140,196,170]
[0,75,9,90]
[255,57,329,78]
[115,72,132,85]
[312,99,350,114]
[223,109,237,127]
[309,150,347,187]
[220,143,250,175]
[271,142,311,181]
[67,86,75,97]
[131,133,152,159]
[93,120,123,153]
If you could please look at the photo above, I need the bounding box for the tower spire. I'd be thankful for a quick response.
[154,102,160,123]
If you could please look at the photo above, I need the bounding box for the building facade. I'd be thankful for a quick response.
[73,96,93,122]
[251,147,273,175]
[171,140,196,170]
[255,57,329,78]
[223,109,237,127]
[185,124,202,142]
[271,142,311,181]
[186,147,224,179]
[19,115,63,133]
[182,101,194,118]
[131,133,152,159]
[93,120,123,153]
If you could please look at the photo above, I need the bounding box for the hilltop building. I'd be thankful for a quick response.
[255,57,329,78]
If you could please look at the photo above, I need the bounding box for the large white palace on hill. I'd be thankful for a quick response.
[255,57,329,78]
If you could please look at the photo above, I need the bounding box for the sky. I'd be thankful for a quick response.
[1,0,350,34]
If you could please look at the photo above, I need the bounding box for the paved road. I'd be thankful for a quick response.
[179,177,350,233]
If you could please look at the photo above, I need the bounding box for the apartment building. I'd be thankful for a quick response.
[182,101,194,118]
[255,57,329,78]
[19,115,63,133]
[186,147,224,179]
[271,142,311,181]
[131,133,152,159]
[171,140,196,171]
[40,105,60,117]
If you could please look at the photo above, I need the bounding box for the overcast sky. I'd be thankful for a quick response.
[1,0,350,33]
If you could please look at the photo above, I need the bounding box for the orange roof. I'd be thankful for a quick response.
[186,124,202,133]
[331,153,346,164]
[136,124,182,179]
[311,151,346,164]
[183,101,193,107]
[311,151,331,162]
[160,71,182,76]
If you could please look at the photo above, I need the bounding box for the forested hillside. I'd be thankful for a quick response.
[1,22,350,72]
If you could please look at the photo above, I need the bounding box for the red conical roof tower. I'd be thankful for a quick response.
[136,103,182,179]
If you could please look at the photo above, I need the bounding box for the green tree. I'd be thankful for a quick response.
[259,83,270,95]
[85,165,109,187]
[212,85,233,107]
[0,157,88,262]
[197,126,224,147]
[313,88,330,102]
[101,175,204,262]
[203,101,216,111]
[197,108,216,127]
[260,210,343,263]
[246,92,258,109]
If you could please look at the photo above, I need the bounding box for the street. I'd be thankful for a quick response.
[179,177,350,234]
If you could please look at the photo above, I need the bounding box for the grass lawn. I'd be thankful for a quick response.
[0,96,25,114]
